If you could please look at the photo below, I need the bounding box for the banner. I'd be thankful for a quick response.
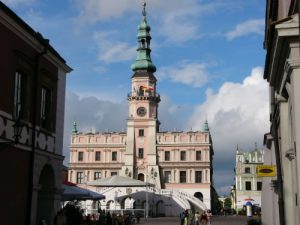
[257,165,276,177]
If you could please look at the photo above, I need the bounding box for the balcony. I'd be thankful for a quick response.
[127,91,160,102]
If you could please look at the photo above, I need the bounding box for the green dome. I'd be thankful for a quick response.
[131,4,156,73]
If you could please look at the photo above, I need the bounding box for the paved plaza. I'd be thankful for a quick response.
[139,215,250,225]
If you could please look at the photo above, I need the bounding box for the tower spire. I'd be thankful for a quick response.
[203,120,210,132]
[72,121,78,134]
[142,1,146,17]
[131,0,156,73]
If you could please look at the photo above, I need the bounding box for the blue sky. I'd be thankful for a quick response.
[4,0,269,195]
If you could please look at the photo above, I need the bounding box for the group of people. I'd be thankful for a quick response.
[180,209,212,225]
[54,203,139,225]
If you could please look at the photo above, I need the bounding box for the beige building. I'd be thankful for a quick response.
[234,148,264,211]
[262,1,300,225]
[68,3,214,216]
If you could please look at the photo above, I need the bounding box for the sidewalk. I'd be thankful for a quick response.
[138,215,249,225]
[140,217,179,225]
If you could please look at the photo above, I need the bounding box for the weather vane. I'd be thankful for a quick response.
[142,0,146,16]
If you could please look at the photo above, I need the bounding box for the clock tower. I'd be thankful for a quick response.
[121,2,161,188]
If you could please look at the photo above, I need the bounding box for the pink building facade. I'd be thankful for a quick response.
[68,3,214,215]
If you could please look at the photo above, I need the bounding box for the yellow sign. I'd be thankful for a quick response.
[257,165,276,177]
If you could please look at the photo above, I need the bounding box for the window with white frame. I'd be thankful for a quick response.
[195,171,202,183]
[112,151,117,161]
[257,181,262,191]
[245,167,251,173]
[164,171,171,183]
[95,151,101,161]
[138,129,144,137]
[111,171,118,176]
[138,148,144,158]
[14,71,26,119]
[94,172,101,180]
[245,181,251,190]
[41,86,52,129]
[78,152,83,161]
[180,151,186,161]
[196,151,201,160]
[165,151,170,161]
[77,172,84,184]
[180,171,186,183]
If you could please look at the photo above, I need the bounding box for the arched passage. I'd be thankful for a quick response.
[36,164,56,225]
[156,200,165,216]
[106,200,115,210]
[124,197,135,209]
[138,173,145,181]
[194,192,204,201]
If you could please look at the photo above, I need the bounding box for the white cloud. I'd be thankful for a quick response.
[74,0,138,24]
[226,19,265,40]
[93,31,136,63]
[154,1,224,43]
[1,0,36,6]
[74,0,224,43]
[158,61,209,87]
[157,5,201,43]
[187,67,269,195]
[188,66,269,153]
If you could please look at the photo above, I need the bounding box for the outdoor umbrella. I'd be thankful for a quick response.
[62,181,105,201]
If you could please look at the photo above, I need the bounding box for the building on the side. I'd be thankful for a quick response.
[233,147,264,212]
[262,1,299,225]
[0,2,72,225]
[68,3,214,216]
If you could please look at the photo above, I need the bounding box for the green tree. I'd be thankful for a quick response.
[224,198,232,209]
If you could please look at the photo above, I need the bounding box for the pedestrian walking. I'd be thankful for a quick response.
[194,212,199,225]
[199,211,208,225]
[206,210,212,225]
[180,210,186,225]
[183,209,189,225]
[188,210,194,225]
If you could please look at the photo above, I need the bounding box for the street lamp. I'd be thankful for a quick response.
[145,168,157,219]
[0,118,23,145]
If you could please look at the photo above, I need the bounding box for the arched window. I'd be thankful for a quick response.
[194,192,203,201]
[141,39,146,48]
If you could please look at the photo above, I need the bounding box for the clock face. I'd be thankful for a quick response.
[137,107,147,117]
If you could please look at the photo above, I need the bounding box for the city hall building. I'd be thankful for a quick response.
[68,3,214,216]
